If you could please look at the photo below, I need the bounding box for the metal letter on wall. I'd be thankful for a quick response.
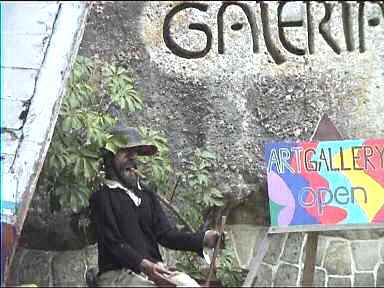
[163,3,212,59]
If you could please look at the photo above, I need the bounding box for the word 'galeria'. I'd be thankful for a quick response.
[163,1,384,64]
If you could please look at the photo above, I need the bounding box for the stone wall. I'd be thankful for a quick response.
[79,1,384,201]
[10,234,384,287]
[8,244,181,287]
[8,245,97,287]
[252,232,384,287]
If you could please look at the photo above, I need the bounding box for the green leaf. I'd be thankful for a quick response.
[83,158,93,178]
[82,148,99,159]
[62,117,73,131]
[105,141,118,154]
[70,194,79,213]
[74,157,84,177]
[209,187,223,198]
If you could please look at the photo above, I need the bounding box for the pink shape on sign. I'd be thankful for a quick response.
[372,206,384,223]
[268,171,295,225]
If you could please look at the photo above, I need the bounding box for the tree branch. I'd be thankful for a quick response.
[157,193,195,233]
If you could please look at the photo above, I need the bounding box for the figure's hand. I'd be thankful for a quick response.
[140,259,177,287]
[203,230,225,249]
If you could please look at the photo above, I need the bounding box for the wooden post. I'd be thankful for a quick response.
[302,232,319,286]
[206,216,227,287]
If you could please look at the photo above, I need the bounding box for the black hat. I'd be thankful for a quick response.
[111,126,158,156]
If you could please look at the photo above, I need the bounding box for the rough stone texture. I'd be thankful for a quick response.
[84,244,98,270]
[324,241,352,276]
[252,264,272,287]
[381,240,384,261]
[314,268,326,287]
[315,237,327,267]
[322,230,384,240]
[236,237,384,286]
[274,263,299,287]
[351,241,379,271]
[52,250,86,286]
[79,1,384,202]
[228,224,266,268]
[8,248,27,285]
[226,188,269,226]
[377,264,384,287]
[20,210,92,250]
[281,233,304,264]
[328,276,352,287]
[354,273,375,287]
[11,249,53,286]
[263,233,286,265]
[10,245,97,287]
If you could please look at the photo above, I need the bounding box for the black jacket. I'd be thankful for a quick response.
[89,183,205,274]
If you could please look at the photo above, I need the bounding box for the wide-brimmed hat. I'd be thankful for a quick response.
[111,126,158,156]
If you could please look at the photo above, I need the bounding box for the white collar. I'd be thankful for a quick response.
[104,179,142,207]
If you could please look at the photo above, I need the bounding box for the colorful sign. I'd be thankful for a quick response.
[265,139,384,229]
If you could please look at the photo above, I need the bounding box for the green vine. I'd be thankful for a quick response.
[172,148,245,287]
[40,56,145,212]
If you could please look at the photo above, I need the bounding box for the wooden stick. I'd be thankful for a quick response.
[205,216,227,287]
[168,175,181,203]
[157,193,195,232]
[302,232,319,286]
[242,227,271,287]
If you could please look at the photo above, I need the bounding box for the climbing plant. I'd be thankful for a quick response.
[136,127,173,194]
[39,56,169,212]
[178,148,225,230]
[173,148,245,287]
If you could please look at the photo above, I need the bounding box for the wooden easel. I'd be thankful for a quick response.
[244,114,344,287]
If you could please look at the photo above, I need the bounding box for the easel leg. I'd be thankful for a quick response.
[302,232,319,287]
[242,227,270,287]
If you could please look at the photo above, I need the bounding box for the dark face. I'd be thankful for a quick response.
[112,148,139,189]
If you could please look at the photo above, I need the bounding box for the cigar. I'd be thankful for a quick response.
[131,168,146,179]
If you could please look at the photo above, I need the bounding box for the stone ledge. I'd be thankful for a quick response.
[327,276,352,287]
